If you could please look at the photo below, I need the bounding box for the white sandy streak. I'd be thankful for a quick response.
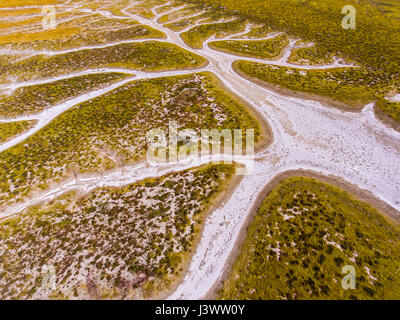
[0,76,134,152]
[0,153,254,220]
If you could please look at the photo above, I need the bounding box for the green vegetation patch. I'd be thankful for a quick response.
[0,11,86,45]
[0,55,27,68]
[0,0,61,8]
[219,176,400,300]
[208,34,289,60]
[162,8,226,32]
[181,18,246,49]
[125,0,164,19]
[234,61,383,109]
[238,26,274,39]
[100,0,138,16]
[376,98,400,126]
[155,3,183,14]
[0,73,129,118]
[162,7,231,32]
[0,7,40,17]
[1,41,208,83]
[0,120,36,143]
[157,6,201,24]
[2,24,166,51]
[183,0,400,78]
[0,164,236,299]
[0,72,260,207]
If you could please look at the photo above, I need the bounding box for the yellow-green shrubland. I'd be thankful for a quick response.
[288,45,335,66]
[178,0,400,123]
[1,41,208,84]
[237,26,274,39]
[0,164,236,299]
[154,2,185,15]
[219,177,400,300]
[234,61,384,110]
[0,7,164,47]
[208,34,289,60]
[375,98,400,128]
[1,24,166,51]
[0,8,41,17]
[0,14,43,30]
[0,72,261,207]
[164,13,210,32]
[0,0,61,8]
[157,6,202,24]
[99,0,136,17]
[180,18,246,49]
[161,7,230,32]
[182,0,400,77]
[0,55,26,66]
[0,120,36,143]
[0,11,88,45]
[0,73,130,117]
[124,0,167,19]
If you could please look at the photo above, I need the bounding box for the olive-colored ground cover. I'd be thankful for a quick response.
[1,41,208,84]
[181,18,246,49]
[180,0,400,125]
[0,120,36,143]
[208,34,289,60]
[0,164,236,299]
[288,45,335,66]
[219,177,400,300]
[234,61,380,110]
[183,0,400,78]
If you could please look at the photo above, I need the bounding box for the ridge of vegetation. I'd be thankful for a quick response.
[219,176,400,300]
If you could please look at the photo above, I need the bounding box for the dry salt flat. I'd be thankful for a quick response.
[0,0,399,300]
